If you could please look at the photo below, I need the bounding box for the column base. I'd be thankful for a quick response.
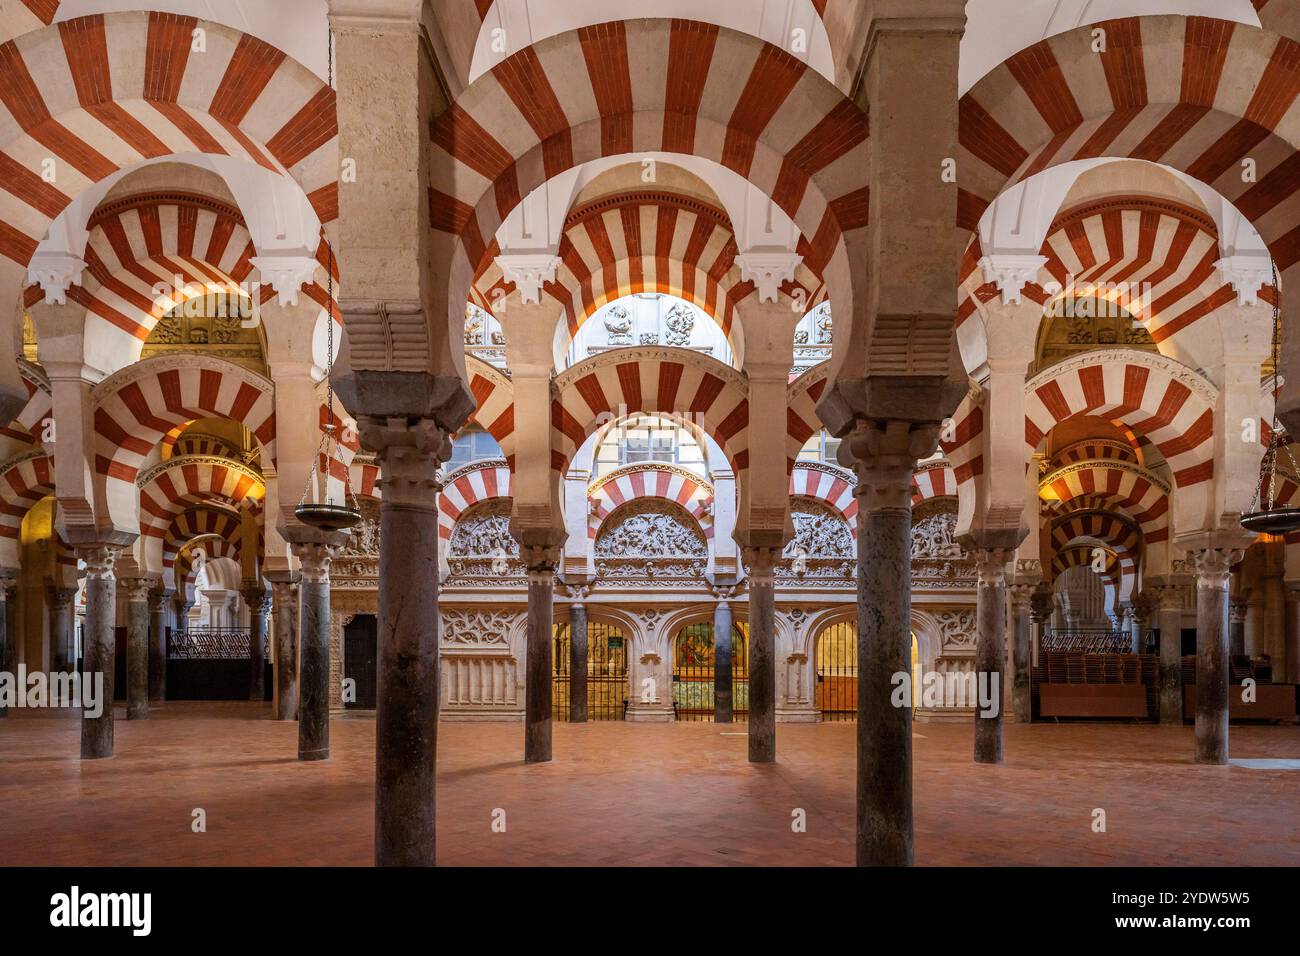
[775,706,819,723]
[625,704,674,722]
[298,747,330,761]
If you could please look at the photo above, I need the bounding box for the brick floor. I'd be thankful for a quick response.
[1,703,1297,866]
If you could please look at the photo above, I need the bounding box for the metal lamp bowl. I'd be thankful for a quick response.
[294,503,362,532]
[1240,508,1300,535]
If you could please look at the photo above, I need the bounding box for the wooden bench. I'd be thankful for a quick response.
[1183,684,1298,721]
[1039,683,1148,718]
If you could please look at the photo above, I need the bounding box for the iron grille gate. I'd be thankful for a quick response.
[552,621,630,720]
[672,621,749,721]
[815,621,857,722]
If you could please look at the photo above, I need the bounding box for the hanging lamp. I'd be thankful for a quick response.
[294,24,361,534]
[1240,262,1300,535]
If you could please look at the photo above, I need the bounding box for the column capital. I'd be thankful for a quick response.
[1029,586,1054,624]
[291,541,342,584]
[76,546,120,581]
[521,545,560,581]
[970,547,1015,588]
[742,546,780,587]
[119,577,154,603]
[841,419,943,511]
[1185,547,1245,590]
[563,583,590,604]
[1153,581,1186,612]
[147,586,173,611]
[360,416,448,508]
[241,584,269,610]
[1229,599,1249,624]
[977,254,1049,306]
[49,585,77,609]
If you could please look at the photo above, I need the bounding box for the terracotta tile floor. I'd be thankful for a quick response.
[1,702,1298,866]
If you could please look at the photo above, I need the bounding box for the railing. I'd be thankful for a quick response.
[169,627,265,660]
[1042,628,1150,655]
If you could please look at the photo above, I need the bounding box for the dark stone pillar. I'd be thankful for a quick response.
[1287,584,1300,685]
[123,579,151,720]
[569,595,588,723]
[971,549,1012,763]
[843,420,940,867]
[244,584,268,702]
[745,550,777,762]
[50,586,77,673]
[1009,582,1033,723]
[524,548,557,763]
[79,547,119,758]
[713,590,734,723]
[1030,587,1053,668]
[1189,548,1243,765]
[1228,599,1247,657]
[293,541,339,761]
[363,420,445,867]
[148,587,170,700]
[270,578,300,720]
[1155,583,1185,725]
[0,570,15,718]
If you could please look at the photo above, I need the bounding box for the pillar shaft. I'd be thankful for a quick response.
[50,587,76,673]
[713,595,734,724]
[271,580,300,720]
[1189,549,1242,764]
[1228,600,1247,657]
[294,543,337,761]
[148,588,170,700]
[972,550,1011,762]
[524,551,557,763]
[1287,585,1300,685]
[746,550,777,762]
[569,599,588,723]
[244,585,268,702]
[1009,586,1032,723]
[1156,585,1185,725]
[79,548,119,758]
[0,572,14,718]
[123,580,151,720]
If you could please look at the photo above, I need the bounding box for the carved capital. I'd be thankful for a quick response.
[842,419,942,511]
[743,546,780,586]
[1186,548,1243,591]
[1154,582,1185,612]
[978,253,1048,305]
[971,547,1015,588]
[360,417,448,509]
[292,542,341,584]
[120,577,153,604]
[495,252,562,305]
[148,587,173,612]
[1229,599,1248,624]
[242,584,269,610]
[1029,586,1054,624]
[522,546,560,580]
[50,586,78,611]
[76,546,119,581]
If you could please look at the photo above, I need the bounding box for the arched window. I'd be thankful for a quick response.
[797,430,841,465]
[593,414,709,479]
[446,427,504,469]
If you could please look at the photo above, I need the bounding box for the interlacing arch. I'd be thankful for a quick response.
[1052,542,1124,604]
[957,16,1300,269]
[588,464,714,542]
[1051,510,1142,600]
[429,19,870,377]
[166,507,243,580]
[0,450,52,564]
[551,348,749,474]
[465,355,515,469]
[136,454,264,572]
[91,354,275,529]
[437,460,514,546]
[0,12,339,272]
[472,190,824,338]
[789,461,856,535]
[1039,456,1171,545]
[786,363,830,471]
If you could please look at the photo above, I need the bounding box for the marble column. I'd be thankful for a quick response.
[122,578,151,720]
[293,541,339,761]
[1029,587,1053,667]
[1228,600,1247,657]
[569,593,588,724]
[843,421,940,867]
[49,586,77,673]
[1155,583,1185,725]
[745,548,777,763]
[1122,604,1141,653]
[524,548,558,764]
[713,590,734,724]
[1009,583,1033,723]
[79,547,119,758]
[363,418,444,867]
[244,584,268,702]
[1287,584,1300,685]
[270,578,300,720]
[1189,549,1243,765]
[972,549,1012,762]
[0,569,15,718]
[147,587,171,701]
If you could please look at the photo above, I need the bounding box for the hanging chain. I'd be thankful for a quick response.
[1251,259,1296,514]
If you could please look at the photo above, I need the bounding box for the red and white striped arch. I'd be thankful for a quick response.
[0,13,338,272]
[552,349,749,474]
[588,465,713,542]
[91,355,275,528]
[437,461,513,545]
[957,17,1300,271]
[1040,460,1171,545]
[1,372,50,448]
[0,450,52,563]
[466,356,515,468]
[138,455,263,571]
[786,363,829,470]
[350,460,380,500]
[912,460,958,506]
[789,462,856,534]
[1050,437,1140,470]
[0,2,56,46]
[166,507,243,569]
[1051,544,1123,602]
[472,190,823,338]
[1050,510,1141,600]
[429,19,869,374]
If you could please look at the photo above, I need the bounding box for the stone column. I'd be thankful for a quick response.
[148,587,171,701]
[713,589,734,724]
[0,569,15,718]
[243,583,268,702]
[1030,587,1053,667]
[49,586,77,673]
[1287,583,1300,684]
[745,549,777,762]
[842,420,941,867]
[568,592,588,724]
[270,577,300,720]
[1121,604,1140,653]
[1155,583,1185,725]
[361,418,445,866]
[293,540,340,761]
[1188,548,1244,764]
[971,549,1013,762]
[1008,582,1033,723]
[122,578,152,720]
[524,547,558,763]
[78,547,119,758]
[1228,599,1247,657]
